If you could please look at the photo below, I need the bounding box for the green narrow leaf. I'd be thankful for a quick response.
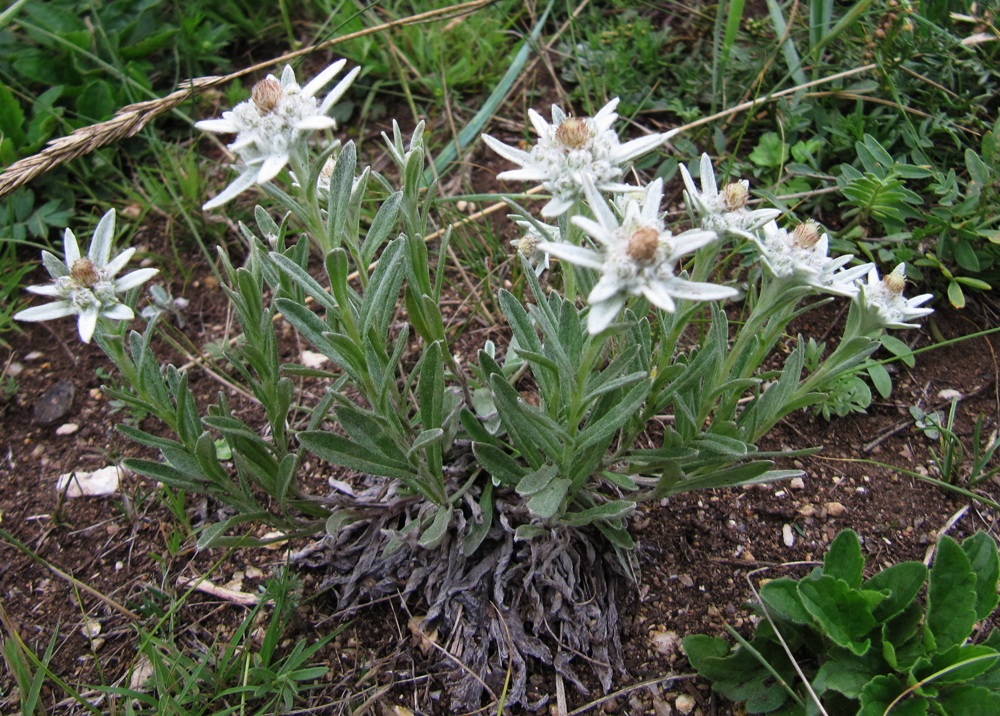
[526,477,570,519]
[867,362,893,399]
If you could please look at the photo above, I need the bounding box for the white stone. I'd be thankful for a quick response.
[24,351,44,361]
[675,693,696,714]
[56,466,121,498]
[300,350,329,369]
[783,523,796,548]
[55,423,79,436]
[938,388,962,401]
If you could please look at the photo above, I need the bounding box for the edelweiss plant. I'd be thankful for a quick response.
[14,208,157,343]
[15,64,936,709]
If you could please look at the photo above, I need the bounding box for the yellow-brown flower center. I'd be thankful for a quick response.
[626,227,660,263]
[555,118,590,149]
[722,182,749,211]
[251,77,283,114]
[792,222,821,249]
[883,270,906,295]
[70,258,100,287]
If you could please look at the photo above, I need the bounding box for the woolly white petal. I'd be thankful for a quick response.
[587,295,627,334]
[302,59,347,98]
[612,132,666,164]
[571,216,615,247]
[579,175,618,233]
[203,169,259,210]
[699,153,719,197]
[665,279,739,302]
[15,302,77,322]
[319,66,361,114]
[669,229,718,256]
[589,274,627,304]
[195,118,240,134]
[496,167,549,183]
[295,116,336,130]
[482,134,534,167]
[87,209,116,266]
[257,154,289,184]
[592,98,620,132]
[641,282,677,313]
[279,66,295,87]
[41,250,68,278]
[101,303,134,321]
[540,195,576,218]
[25,284,64,297]
[115,268,159,292]
[63,228,81,265]
[103,247,136,278]
[540,242,605,270]
[77,306,99,343]
[526,108,550,136]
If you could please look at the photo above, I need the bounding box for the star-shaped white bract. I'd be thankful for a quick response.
[856,263,933,329]
[747,221,873,297]
[540,177,737,334]
[482,98,673,217]
[680,153,780,234]
[14,209,158,343]
[196,60,360,210]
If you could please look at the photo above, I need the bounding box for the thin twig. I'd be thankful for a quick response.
[0,528,140,621]
[564,674,696,716]
[923,504,971,566]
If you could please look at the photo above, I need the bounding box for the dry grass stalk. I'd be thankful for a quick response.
[0,0,493,200]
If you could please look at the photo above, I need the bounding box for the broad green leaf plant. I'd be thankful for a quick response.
[14,58,938,701]
[685,529,1000,715]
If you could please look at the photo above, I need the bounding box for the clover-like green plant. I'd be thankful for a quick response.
[684,529,1000,714]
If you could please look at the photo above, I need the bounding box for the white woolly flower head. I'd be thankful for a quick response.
[539,176,737,334]
[14,209,158,343]
[857,263,934,329]
[196,60,360,210]
[482,98,674,217]
[510,217,559,277]
[680,153,780,234]
[749,220,873,297]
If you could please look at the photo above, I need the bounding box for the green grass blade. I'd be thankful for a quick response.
[426,0,553,181]
[765,0,808,87]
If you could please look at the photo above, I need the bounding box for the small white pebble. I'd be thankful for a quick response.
[789,477,805,490]
[81,619,101,638]
[300,351,329,369]
[24,351,44,361]
[938,388,962,401]
[55,423,79,436]
[675,693,696,714]
[5,361,23,377]
[782,524,796,548]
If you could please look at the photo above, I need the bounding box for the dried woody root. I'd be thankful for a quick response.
[293,480,630,711]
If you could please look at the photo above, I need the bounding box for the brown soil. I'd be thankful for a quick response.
[2,146,999,716]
